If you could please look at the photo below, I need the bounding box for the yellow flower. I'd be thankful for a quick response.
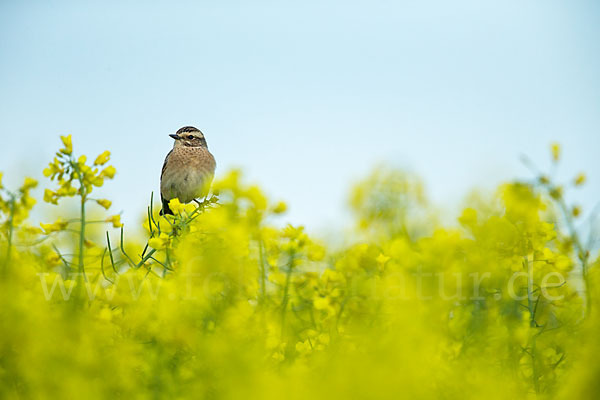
[22,225,42,235]
[168,198,185,214]
[213,169,241,192]
[98,307,113,322]
[555,254,572,271]
[295,340,311,355]
[272,201,287,214]
[96,199,112,209]
[56,187,71,197]
[308,243,326,261]
[282,224,305,240]
[148,233,170,250]
[101,166,116,179]
[21,194,36,209]
[572,206,581,218]
[94,151,111,166]
[78,155,87,165]
[21,177,38,191]
[43,189,58,204]
[541,247,556,264]
[45,158,64,177]
[321,269,342,284]
[551,142,560,162]
[268,271,287,286]
[313,296,331,310]
[60,135,73,155]
[79,164,92,175]
[40,218,68,233]
[318,333,330,345]
[245,186,267,211]
[538,222,557,241]
[574,173,586,186]
[106,214,122,228]
[45,251,62,266]
[458,207,477,228]
[91,176,104,187]
[549,186,563,200]
[0,171,3,189]
[376,253,390,265]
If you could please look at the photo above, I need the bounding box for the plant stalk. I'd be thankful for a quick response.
[78,193,87,282]
[3,197,16,276]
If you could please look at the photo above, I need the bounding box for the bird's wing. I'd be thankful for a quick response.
[159,150,174,215]
[160,149,173,180]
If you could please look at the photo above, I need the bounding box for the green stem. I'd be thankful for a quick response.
[523,253,541,394]
[524,255,537,327]
[280,251,295,337]
[78,195,87,282]
[3,197,15,275]
[258,235,267,302]
[530,336,540,394]
[556,196,591,315]
[136,248,157,268]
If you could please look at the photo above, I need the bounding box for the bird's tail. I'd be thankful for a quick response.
[160,197,173,216]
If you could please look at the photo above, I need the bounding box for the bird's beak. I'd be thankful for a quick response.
[169,134,179,140]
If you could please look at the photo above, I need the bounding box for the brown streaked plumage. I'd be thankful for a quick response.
[160,126,216,215]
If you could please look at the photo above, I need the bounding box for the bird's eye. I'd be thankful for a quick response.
[187,135,194,140]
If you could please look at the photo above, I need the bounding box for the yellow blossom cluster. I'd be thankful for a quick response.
[0,175,38,228]
[37,136,122,280]
[43,135,116,206]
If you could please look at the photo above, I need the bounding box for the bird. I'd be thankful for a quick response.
[160,126,216,215]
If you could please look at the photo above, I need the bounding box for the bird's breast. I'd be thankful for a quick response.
[161,148,216,203]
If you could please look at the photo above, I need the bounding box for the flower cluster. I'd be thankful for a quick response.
[0,175,38,228]
[38,136,122,280]
[43,135,115,206]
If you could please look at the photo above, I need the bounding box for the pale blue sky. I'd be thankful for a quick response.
[1,0,598,232]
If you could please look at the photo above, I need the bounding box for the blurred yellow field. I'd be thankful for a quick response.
[0,137,597,399]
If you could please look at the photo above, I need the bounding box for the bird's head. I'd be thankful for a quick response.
[170,126,208,148]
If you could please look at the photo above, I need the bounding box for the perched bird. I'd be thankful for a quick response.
[160,126,216,215]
